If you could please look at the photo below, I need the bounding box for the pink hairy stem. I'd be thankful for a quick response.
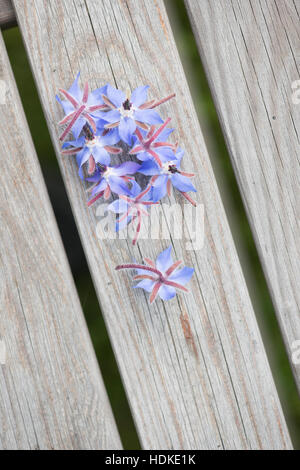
[104,185,111,200]
[150,282,163,304]
[164,280,188,292]
[147,117,171,145]
[84,114,97,132]
[135,120,149,131]
[59,104,85,141]
[150,93,176,109]
[180,171,195,177]
[136,184,151,200]
[59,88,78,107]
[147,149,163,167]
[165,260,182,277]
[133,275,156,281]
[101,94,117,109]
[59,111,76,126]
[139,201,157,206]
[132,212,142,246]
[82,82,89,103]
[105,121,120,129]
[139,99,155,110]
[150,175,159,185]
[115,264,162,277]
[61,146,83,155]
[104,145,122,154]
[88,104,108,112]
[166,179,172,197]
[117,210,131,224]
[144,258,156,268]
[134,127,144,142]
[152,141,174,148]
[88,156,96,175]
[129,145,143,154]
[181,192,197,207]
[147,125,156,139]
[87,191,104,207]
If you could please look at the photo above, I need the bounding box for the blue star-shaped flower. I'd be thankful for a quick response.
[138,148,197,205]
[116,246,194,303]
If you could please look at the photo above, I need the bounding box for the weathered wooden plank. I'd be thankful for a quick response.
[0,0,15,28]
[14,0,292,449]
[185,0,300,391]
[0,31,121,450]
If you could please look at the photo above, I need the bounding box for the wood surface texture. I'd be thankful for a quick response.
[0,0,15,28]
[0,31,121,450]
[185,0,300,391]
[13,0,292,449]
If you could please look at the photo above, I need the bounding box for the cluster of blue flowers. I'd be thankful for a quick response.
[56,73,195,302]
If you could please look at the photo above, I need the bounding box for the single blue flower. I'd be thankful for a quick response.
[100,84,175,145]
[116,246,194,303]
[86,161,141,206]
[62,127,121,177]
[56,72,109,141]
[138,148,197,205]
[129,117,175,167]
[107,181,158,245]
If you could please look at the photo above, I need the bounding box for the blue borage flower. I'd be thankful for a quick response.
[56,72,109,141]
[138,147,197,206]
[57,73,197,244]
[129,117,175,167]
[100,84,175,145]
[115,246,194,303]
[62,127,121,177]
[107,181,158,245]
[86,162,141,206]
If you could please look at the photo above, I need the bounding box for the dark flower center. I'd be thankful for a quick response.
[122,99,132,110]
[168,164,178,174]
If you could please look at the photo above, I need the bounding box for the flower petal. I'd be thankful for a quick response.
[107,199,130,213]
[138,160,160,176]
[156,245,173,272]
[86,169,102,183]
[56,95,74,115]
[108,176,131,196]
[116,214,132,231]
[155,146,175,162]
[175,148,185,165]
[68,72,82,102]
[93,146,110,165]
[99,128,120,145]
[134,279,156,292]
[171,174,196,193]
[156,127,174,142]
[78,147,91,166]
[119,117,136,145]
[62,135,85,149]
[168,267,194,285]
[112,161,140,176]
[72,116,86,139]
[151,175,168,202]
[106,84,125,108]
[88,84,107,105]
[134,109,163,125]
[91,178,107,196]
[130,180,142,197]
[131,85,149,107]
[158,284,176,300]
[101,109,121,123]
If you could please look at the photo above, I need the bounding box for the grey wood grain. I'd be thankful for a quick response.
[0,31,121,450]
[0,0,15,28]
[185,0,300,391]
[14,0,292,449]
